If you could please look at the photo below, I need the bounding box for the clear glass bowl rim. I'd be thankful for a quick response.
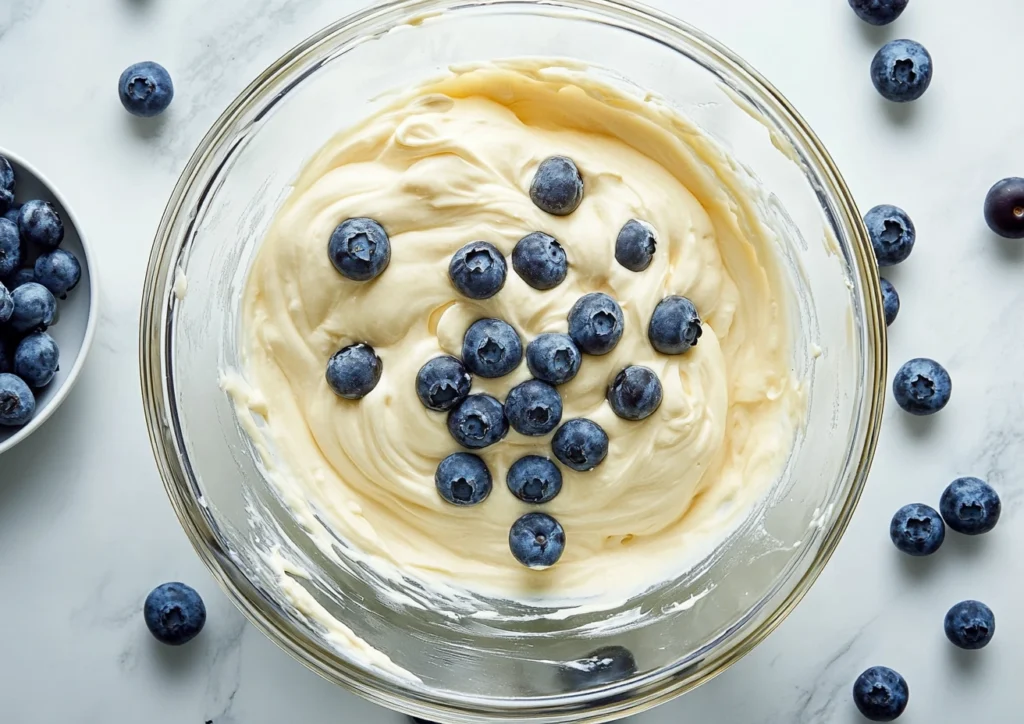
[139,0,887,720]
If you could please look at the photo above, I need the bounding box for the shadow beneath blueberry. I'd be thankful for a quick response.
[878,97,918,127]
[941,529,994,560]
[856,19,896,47]
[895,550,942,581]
[989,231,1024,262]
[147,627,209,676]
[125,112,170,141]
[896,410,936,440]
[947,644,985,677]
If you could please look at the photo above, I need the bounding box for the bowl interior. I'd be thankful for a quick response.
[0,150,96,455]
[142,1,884,721]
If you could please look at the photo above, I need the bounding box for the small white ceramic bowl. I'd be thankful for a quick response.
[0,148,98,454]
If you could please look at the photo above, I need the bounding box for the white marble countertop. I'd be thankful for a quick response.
[1,0,1020,721]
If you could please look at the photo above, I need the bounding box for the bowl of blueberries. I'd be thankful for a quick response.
[0,149,97,454]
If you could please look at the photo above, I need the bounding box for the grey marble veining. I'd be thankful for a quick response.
[1,0,1023,722]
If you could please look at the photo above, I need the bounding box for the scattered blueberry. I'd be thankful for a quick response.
[512,232,568,290]
[447,394,509,449]
[2,204,20,225]
[0,156,13,214]
[448,241,507,299]
[871,39,932,103]
[119,61,175,117]
[559,646,638,691]
[434,452,492,506]
[607,365,663,421]
[526,333,581,386]
[944,600,995,650]
[568,293,624,356]
[5,267,35,289]
[889,503,944,556]
[552,418,609,472]
[416,355,471,412]
[0,282,12,324]
[852,666,909,722]
[848,0,909,25]
[892,357,950,415]
[18,199,64,249]
[0,218,21,278]
[615,219,657,272]
[143,582,207,646]
[504,380,563,436]
[325,343,382,399]
[34,249,81,299]
[880,277,900,326]
[328,218,391,281]
[865,205,915,266]
[530,156,583,216]
[509,512,566,568]
[507,455,563,504]
[649,295,702,355]
[939,477,1000,535]
[9,282,57,334]
[14,332,59,388]
[983,177,1024,239]
[462,318,522,378]
[0,373,34,426]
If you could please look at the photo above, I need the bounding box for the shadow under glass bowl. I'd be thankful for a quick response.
[140,1,886,721]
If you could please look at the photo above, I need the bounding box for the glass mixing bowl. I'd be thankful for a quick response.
[140,0,886,721]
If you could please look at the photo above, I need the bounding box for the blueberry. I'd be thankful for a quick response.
[328,218,391,282]
[568,293,624,356]
[944,600,995,650]
[9,282,56,334]
[865,205,915,266]
[447,394,508,449]
[509,512,566,569]
[939,477,1000,535]
[559,646,638,691]
[512,232,568,290]
[504,380,563,436]
[848,0,909,25]
[892,357,950,415]
[526,333,581,386]
[325,343,382,399]
[462,318,523,378]
[615,219,657,272]
[143,582,206,646]
[530,156,583,216]
[0,156,14,214]
[416,355,471,412]
[434,452,492,506]
[880,277,900,326]
[852,666,909,722]
[552,418,608,472]
[648,295,702,355]
[34,249,81,299]
[6,268,34,289]
[0,218,21,278]
[119,61,175,117]
[607,365,663,421]
[14,332,59,388]
[18,200,64,249]
[0,373,34,426]
[0,282,12,324]
[983,177,1024,239]
[871,39,933,103]
[889,503,944,556]
[2,204,20,225]
[448,241,507,299]
[506,455,563,504]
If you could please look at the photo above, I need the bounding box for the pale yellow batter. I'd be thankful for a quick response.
[237,61,803,601]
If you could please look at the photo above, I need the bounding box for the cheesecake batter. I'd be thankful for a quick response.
[236,60,803,601]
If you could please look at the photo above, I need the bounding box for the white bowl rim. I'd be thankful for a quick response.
[0,146,100,455]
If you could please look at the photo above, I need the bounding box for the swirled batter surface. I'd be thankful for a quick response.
[238,60,802,600]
